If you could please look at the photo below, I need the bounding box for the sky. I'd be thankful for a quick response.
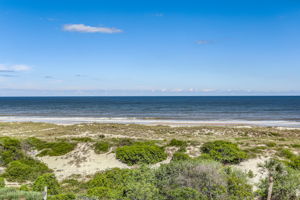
[0,0,300,96]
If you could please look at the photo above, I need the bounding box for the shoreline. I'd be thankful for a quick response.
[1,116,300,128]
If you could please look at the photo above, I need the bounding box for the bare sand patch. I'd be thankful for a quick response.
[35,143,129,180]
[235,156,269,190]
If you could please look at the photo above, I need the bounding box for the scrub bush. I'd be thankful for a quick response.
[24,137,48,150]
[168,139,187,147]
[4,157,51,182]
[167,187,206,200]
[25,137,76,156]
[0,137,24,166]
[0,177,4,188]
[88,168,131,190]
[171,152,190,162]
[225,168,254,200]
[94,141,110,154]
[288,156,300,170]
[38,141,76,156]
[33,173,60,195]
[116,144,167,165]
[201,140,247,164]
[155,159,253,200]
[88,166,161,200]
[278,149,295,159]
[87,187,119,200]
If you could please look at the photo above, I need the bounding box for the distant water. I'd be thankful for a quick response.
[0,96,300,127]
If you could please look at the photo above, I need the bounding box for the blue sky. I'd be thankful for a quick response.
[0,0,300,96]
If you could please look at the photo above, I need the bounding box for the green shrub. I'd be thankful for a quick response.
[19,184,31,191]
[155,160,227,199]
[48,193,76,200]
[290,143,300,148]
[38,142,76,156]
[121,166,161,200]
[87,187,119,199]
[116,144,167,165]
[171,152,190,162]
[168,139,187,147]
[225,168,253,200]
[0,137,24,166]
[0,187,42,200]
[33,173,60,195]
[196,153,214,161]
[201,140,247,164]
[87,166,162,199]
[167,187,206,200]
[94,141,110,154]
[278,149,296,159]
[24,137,48,150]
[88,168,131,190]
[4,161,31,182]
[25,137,76,156]
[0,177,4,188]
[61,179,83,194]
[288,156,300,170]
[4,157,51,182]
[155,159,253,200]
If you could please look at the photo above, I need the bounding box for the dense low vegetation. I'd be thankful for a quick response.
[4,158,51,182]
[201,140,248,164]
[116,143,167,165]
[171,152,190,161]
[93,141,110,154]
[0,137,24,166]
[25,137,77,156]
[1,122,300,200]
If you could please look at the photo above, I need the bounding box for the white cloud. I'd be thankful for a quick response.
[0,64,31,72]
[63,24,122,33]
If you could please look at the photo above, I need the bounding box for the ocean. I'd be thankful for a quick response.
[0,96,300,127]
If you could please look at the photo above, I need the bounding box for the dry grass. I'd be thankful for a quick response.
[1,122,300,157]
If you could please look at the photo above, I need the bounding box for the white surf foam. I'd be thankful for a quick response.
[0,116,300,128]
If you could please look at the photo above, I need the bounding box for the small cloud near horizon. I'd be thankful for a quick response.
[0,64,31,73]
[196,40,214,45]
[63,24,123,33]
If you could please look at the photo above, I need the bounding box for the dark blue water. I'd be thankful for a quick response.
[0,96,300,126]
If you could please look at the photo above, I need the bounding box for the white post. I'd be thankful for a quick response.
[43,186,47,200]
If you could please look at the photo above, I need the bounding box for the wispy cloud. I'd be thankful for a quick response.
[0,64,31,73]
[196,40,214,45]
[63,24,122,33]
